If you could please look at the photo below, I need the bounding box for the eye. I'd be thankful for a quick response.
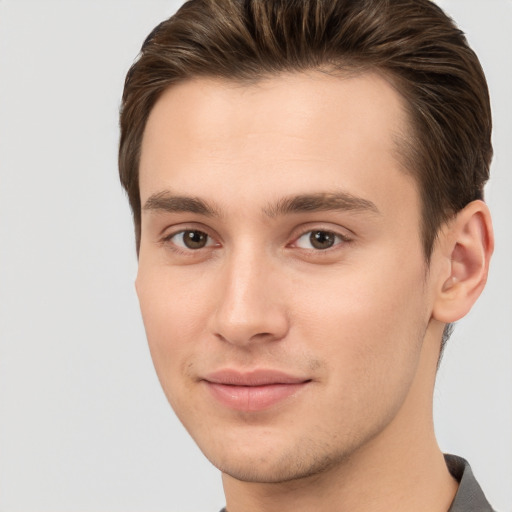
[167,230,216,250]
[294,230,346,250]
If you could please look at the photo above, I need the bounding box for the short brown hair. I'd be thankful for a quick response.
[119,0,492,258]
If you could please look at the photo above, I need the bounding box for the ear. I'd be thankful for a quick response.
[432,200,494,323]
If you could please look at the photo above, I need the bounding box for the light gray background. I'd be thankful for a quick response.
[0,1,510,511]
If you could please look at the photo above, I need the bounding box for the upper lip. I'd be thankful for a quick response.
[203,369,310,386]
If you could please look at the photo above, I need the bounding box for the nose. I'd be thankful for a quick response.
[209,249,289,347]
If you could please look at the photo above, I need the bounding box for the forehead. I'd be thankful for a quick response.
[139,71,414,212]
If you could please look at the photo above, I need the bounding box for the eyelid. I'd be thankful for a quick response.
[293,231,348,250]
[288,225,353,249]
[168,230,216,249]
[160,224,222,253]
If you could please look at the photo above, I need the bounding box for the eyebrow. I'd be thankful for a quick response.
[263,192,380,218]
[143,190,220,217]
[142,190,379,218]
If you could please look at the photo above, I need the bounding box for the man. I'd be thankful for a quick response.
[119,0,495,510]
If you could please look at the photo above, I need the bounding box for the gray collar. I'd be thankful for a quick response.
[445,454,495,512]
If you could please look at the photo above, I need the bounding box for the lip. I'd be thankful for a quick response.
[202,369,311,412]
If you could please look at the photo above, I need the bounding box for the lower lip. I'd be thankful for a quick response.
[204,382,308,412]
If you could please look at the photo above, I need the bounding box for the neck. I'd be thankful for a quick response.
[222,322,458,512]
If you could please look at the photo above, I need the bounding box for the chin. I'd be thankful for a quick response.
[214,451,346,484]
[197,429,355,484]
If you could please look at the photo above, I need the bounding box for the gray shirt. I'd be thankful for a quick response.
[445,454,495,511]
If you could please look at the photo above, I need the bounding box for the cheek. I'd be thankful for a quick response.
[292,251,429,385]
[136,265,211,390]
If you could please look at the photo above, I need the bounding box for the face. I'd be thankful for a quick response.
[136,72,439,483]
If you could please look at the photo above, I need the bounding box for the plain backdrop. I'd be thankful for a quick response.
[0,1,510,511]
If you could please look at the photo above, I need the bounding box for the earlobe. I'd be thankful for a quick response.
[432,200,494,323]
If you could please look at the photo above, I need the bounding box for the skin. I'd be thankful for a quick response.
[136,72,493,512]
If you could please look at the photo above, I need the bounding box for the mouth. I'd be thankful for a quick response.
[202,369,311,412]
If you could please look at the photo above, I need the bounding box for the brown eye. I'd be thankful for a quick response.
[182,230,209,249]
[309,231,336,249]
[168,230,213,250]
[294,230,345,250]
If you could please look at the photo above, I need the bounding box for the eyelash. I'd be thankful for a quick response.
[161,229,219,255]
[161,226,352,256]
[290,230,351,251]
